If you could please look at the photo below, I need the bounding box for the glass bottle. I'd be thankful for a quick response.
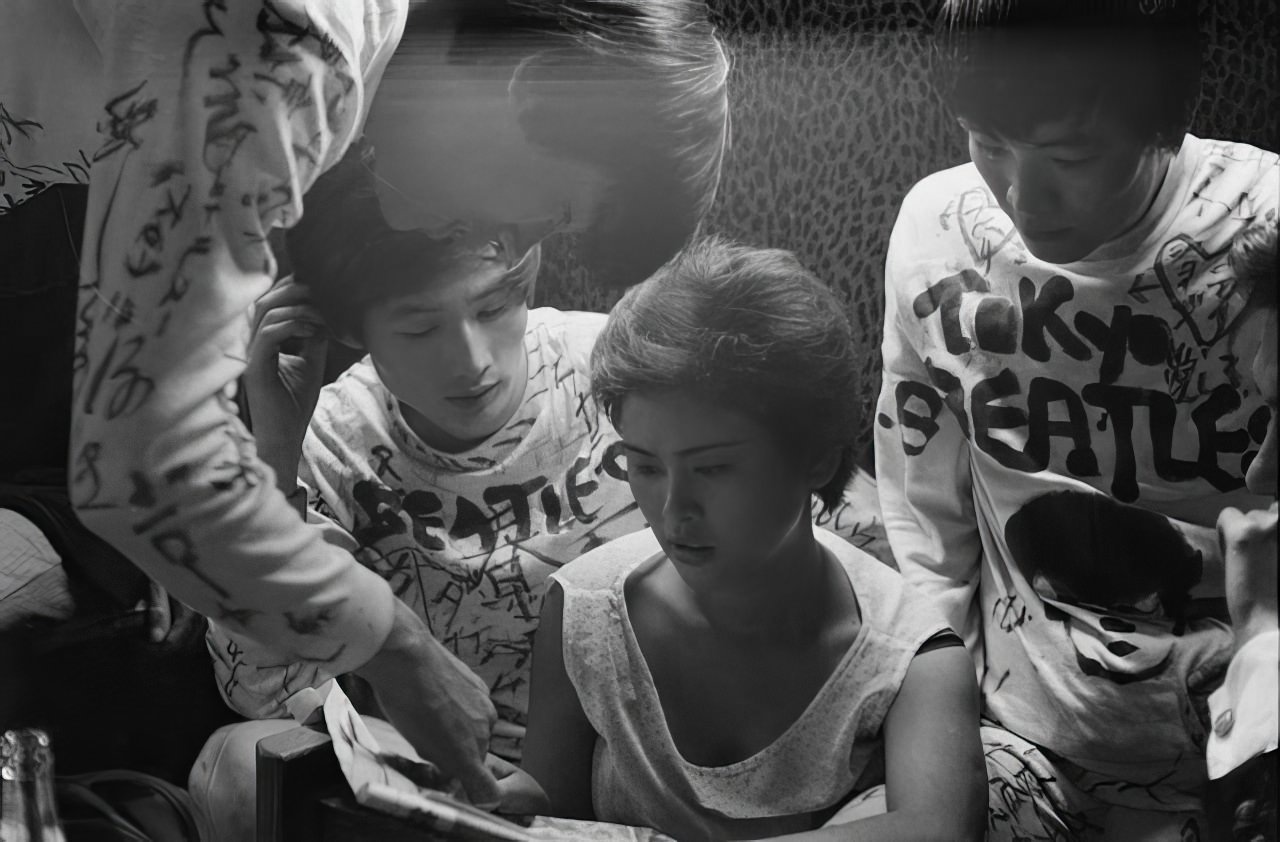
[0,728,66,842]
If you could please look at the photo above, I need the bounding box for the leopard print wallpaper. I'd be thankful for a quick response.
[534,0,1279,462]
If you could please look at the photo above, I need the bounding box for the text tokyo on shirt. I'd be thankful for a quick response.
[875,135,1278,804]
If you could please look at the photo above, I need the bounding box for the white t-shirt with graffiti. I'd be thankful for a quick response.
[209,308,643,760]
[875,135,1278,807]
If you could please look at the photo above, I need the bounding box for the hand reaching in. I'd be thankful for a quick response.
[357,600,500,808]
[487,753,550,816]
[139,580,203,647]
[1218,501,1278,651]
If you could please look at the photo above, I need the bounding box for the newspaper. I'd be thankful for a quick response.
[289,681,674,842]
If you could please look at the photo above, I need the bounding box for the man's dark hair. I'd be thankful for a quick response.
[932,0,1202,151]
[590,237,862,513]
[287,0,728,337]
[381,0,727,280]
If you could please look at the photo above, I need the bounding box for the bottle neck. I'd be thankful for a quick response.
[1,729,66,842]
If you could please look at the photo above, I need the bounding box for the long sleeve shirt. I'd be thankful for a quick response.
[875,135,1278,804]
[2,0,407,673]
[1207,630,1279,780]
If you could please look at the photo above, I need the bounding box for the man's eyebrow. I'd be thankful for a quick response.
[959,118,1096,149]
[387,266,529,316]
[622,440,747,458]
[388,299,440,317]
[1032,135,1098,150]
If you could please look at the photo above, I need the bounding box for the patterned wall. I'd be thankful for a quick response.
[535,0,1280,461]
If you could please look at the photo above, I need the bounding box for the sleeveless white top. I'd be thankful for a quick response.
[552,528,951,842]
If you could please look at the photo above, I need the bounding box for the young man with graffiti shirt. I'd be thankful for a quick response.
[187,181,639,836]
[874,0,1278,837]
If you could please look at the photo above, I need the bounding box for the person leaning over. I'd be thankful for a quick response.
[0,0,728,805]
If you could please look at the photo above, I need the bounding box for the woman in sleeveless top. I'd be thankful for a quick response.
[497,238,987,841]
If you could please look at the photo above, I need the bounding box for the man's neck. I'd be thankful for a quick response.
[1101,146,1178,257]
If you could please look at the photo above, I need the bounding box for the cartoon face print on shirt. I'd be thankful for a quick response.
[1005,490,1204,622]
[1003,489,1209,683]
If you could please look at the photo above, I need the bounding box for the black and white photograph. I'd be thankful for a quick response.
[1,1,1276,840]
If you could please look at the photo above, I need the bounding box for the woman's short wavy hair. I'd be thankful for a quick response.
[590,237,862,513]
[932,0,1202,152]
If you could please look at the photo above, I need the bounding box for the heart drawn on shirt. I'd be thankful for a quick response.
[1150,233,1234,349]
[952,186,1018,271]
